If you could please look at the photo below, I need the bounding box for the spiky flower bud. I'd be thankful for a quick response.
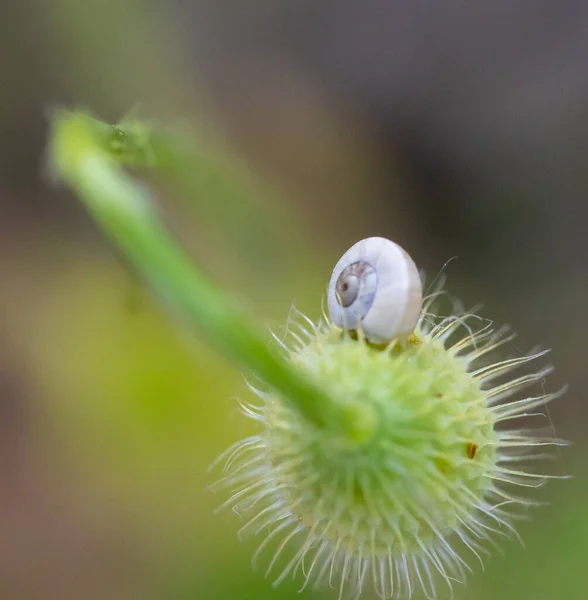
[213,239,566,600]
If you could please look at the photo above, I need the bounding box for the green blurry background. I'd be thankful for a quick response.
[1,1,586,599]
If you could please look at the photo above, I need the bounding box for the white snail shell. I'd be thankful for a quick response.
[327,237,422,344]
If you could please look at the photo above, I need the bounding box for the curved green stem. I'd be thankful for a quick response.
[48,109,373,441]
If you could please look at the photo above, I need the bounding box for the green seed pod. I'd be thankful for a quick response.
[212,237,567,600]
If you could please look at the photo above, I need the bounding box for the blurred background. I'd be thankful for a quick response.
[1,1,586,598]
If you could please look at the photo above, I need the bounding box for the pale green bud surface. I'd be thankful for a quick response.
[214,298,566,600]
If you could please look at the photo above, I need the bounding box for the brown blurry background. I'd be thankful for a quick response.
[0,1,586,599]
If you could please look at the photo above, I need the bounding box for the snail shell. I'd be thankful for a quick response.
[327,237,422,344]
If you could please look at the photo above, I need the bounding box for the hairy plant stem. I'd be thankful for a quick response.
[48,109,374,442]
